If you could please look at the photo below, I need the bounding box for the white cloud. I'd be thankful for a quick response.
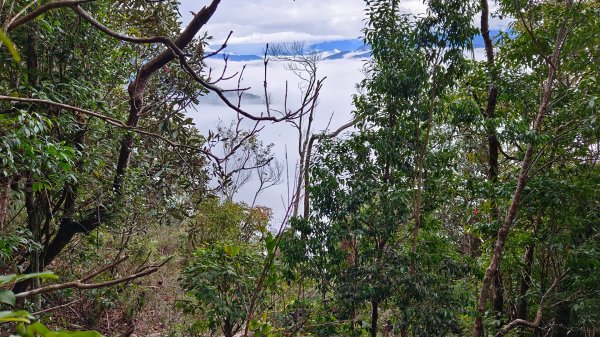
[188,58,364,221]
[180,0,432,47]
[180,0,512,50]
[227,31,346,45]
[180,0,365,43]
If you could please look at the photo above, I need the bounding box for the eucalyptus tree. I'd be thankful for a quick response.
[466,1,600,336]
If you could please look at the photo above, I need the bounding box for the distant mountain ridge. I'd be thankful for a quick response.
[206,30,507,62]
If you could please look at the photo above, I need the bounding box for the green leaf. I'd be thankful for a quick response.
[0,310,33,323]
[224,244,240,258]
[264,233,276,255]
[0,274,17,285]
[0,289,16,306]
[14,272,58,283]
[0,30,21,62]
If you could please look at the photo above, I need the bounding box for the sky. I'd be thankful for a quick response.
[188,58,364,223]
[179,0,511,222]
[179,0,511,48]
[180,0,370,45]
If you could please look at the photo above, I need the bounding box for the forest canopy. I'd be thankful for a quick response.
[0,0,598,337]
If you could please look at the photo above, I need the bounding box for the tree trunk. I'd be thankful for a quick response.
[0,177,10,229]
[371,299,379,337]
[24,178,42,305]
[223,317,234,337]
[493,272,505,328]
[551,302,570,337]
[517,243,535,336]
[481,0,503,325]
[472,9,570,336]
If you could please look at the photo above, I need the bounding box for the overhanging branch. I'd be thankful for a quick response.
[14,255,168,298]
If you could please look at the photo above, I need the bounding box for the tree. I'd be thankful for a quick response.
[0,0,314,297]
[469,1,600,336]
[284,1,477,336]
[179,242,274,337]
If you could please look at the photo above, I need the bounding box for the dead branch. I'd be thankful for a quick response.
[202,31,234,60]
[495,271,567,337]
[32,299,81,315]
[14,257,165,298]
[81,255,129,282]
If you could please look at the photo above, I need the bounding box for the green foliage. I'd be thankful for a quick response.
[14,322,101,337]
[0,29,20,62]
[287,0,479,335]
[0,111,77,189]
[179,242,270,337]
[0,272,102,336]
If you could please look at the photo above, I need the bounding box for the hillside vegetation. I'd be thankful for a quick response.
[0,0,598,336]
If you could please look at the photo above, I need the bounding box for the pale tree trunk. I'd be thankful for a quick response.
[472,4,571,336]
[0,177,10,230]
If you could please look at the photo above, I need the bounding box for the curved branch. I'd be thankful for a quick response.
[71,5,184,54]
[495,271,566,337]
[0,95,221,162]
[6,0,96,32]
[0,95,129,126]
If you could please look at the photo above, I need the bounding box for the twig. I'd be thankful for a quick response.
[495,270,568,337]
[32,299,81,315]
[80,255,129,282]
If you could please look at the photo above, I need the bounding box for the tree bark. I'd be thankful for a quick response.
[517,243,535,330]
[0,177,10,229]
[517,217,538,329]
[53,0,219,254]
[493,272,505,327]
[472,7,570,336]
[551,302,570,337]
[371,299,379,337]
[13,0,223,295]
[480,0,504,326]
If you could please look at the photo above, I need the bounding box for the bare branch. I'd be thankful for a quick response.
[176,52,318,122]
[495,271,568,337]
[14,256,169,298]
[6,0,96,32]
[32,299,81,315]
[15,266,159,298]
[201,30,233,60]
[80,255,129,282]
[0,95,131,127]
